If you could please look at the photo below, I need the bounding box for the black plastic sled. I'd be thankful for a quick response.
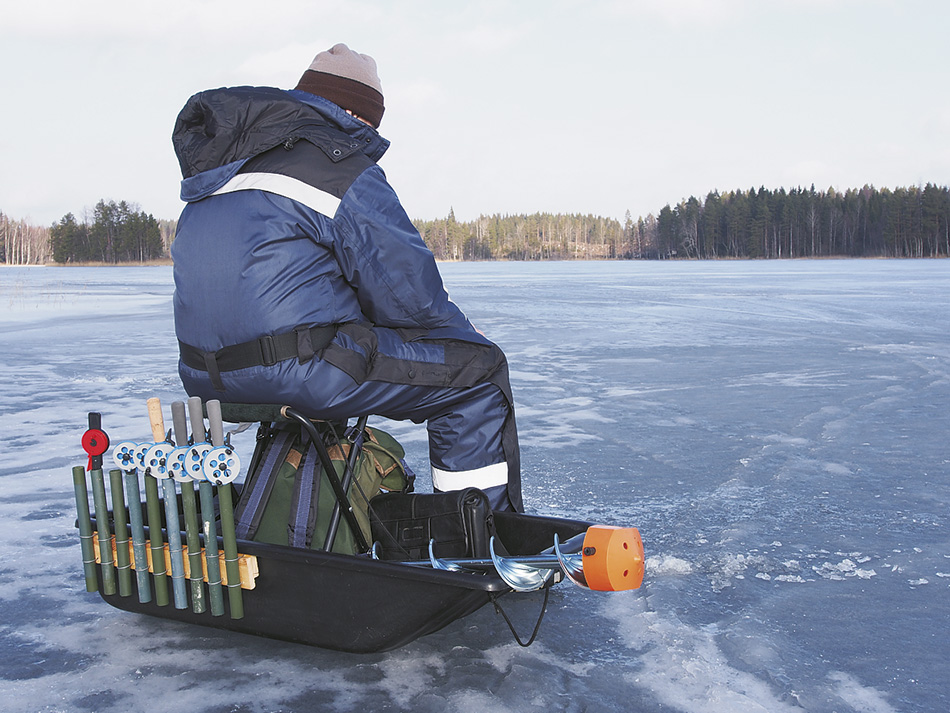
[88,509,590,653]
[74,400,628,653]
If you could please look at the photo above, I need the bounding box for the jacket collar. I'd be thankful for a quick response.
[286,89,390,163]
[173,86,390,180]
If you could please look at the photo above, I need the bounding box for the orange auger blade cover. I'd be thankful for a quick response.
[581,526,644,591]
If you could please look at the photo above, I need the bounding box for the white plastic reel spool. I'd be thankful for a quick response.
[133,443,151,470]
[181,443,212,482]
[202,445,241,485]
[143,442,175,480]
[167,445,194,483]
[112,441,141,471]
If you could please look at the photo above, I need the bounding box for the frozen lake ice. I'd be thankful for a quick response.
[0,259,947,712]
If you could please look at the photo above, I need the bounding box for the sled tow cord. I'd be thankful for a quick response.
[489,587,550,647]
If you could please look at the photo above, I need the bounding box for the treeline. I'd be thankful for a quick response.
[414,184,950,260]
[3,183,949,265]
[49,200,168,264]
[1,212,52,264]
[414,209,627,260]
[654,184,950,259]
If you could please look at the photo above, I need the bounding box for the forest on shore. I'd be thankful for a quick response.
[2,183,948,265]
[414,184,950,260]
[1,200,174,266]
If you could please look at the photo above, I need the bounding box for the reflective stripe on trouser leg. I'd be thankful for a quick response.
[431,461,508,493]
[433,480,512,511]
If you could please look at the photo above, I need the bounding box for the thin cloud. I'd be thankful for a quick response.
[451,23,528,53]
[604,0,750,26]
[235,44,330,87]
[1,1,366,41]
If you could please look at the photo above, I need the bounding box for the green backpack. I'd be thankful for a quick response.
[234,420,412,554]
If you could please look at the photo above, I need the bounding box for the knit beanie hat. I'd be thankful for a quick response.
[295,43,385,128]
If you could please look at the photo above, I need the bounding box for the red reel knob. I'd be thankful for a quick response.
[81,428,110,470]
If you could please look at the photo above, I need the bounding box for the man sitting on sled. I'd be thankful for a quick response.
[171,43,522,511]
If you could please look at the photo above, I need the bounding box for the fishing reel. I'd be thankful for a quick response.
[202,444,242,485]
[109,437,241,484]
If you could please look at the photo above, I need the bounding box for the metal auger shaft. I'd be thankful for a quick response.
[382,525,644,593]
[436,533,585,592]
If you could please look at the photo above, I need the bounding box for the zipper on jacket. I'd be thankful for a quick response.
[283,137,299,151]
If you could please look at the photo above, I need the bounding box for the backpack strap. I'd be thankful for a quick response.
[288,440,322,548]
[234,425,298,539]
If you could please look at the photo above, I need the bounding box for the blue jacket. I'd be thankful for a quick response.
[171,86,484,352]
[172,87,523,512]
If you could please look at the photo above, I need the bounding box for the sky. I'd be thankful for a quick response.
[1,0,948,227]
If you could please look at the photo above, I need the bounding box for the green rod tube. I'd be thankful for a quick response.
[144,474,169,607]
[124,471,152,603]
[180,481,206,613]
[189,396,224,617]
[217,485,243,619]
[198,480,225,616]
[172,400,205,614]
[206,399,243,619]
[108,469,133,597]
[71,466,98,593]
[89,468,116,596]
[161,478,188,610]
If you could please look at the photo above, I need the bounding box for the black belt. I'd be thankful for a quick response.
[179,324,339,392]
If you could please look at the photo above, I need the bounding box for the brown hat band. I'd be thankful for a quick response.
[295,70,385,128]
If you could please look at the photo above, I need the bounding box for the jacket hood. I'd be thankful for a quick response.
[172,86,390,181]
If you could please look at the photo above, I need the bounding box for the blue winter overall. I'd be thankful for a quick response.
[171,86,521,511]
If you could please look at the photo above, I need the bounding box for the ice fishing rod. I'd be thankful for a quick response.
[205,399,244,619]
[108,468,133,597]
[109,408,169,608]
[74,413,110,593]
[111,439,152,602]
[171,400,206,614]
[80,413,116,596]
[188,396,226,617]
[71,464,98,593]
[145,398,188,610]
